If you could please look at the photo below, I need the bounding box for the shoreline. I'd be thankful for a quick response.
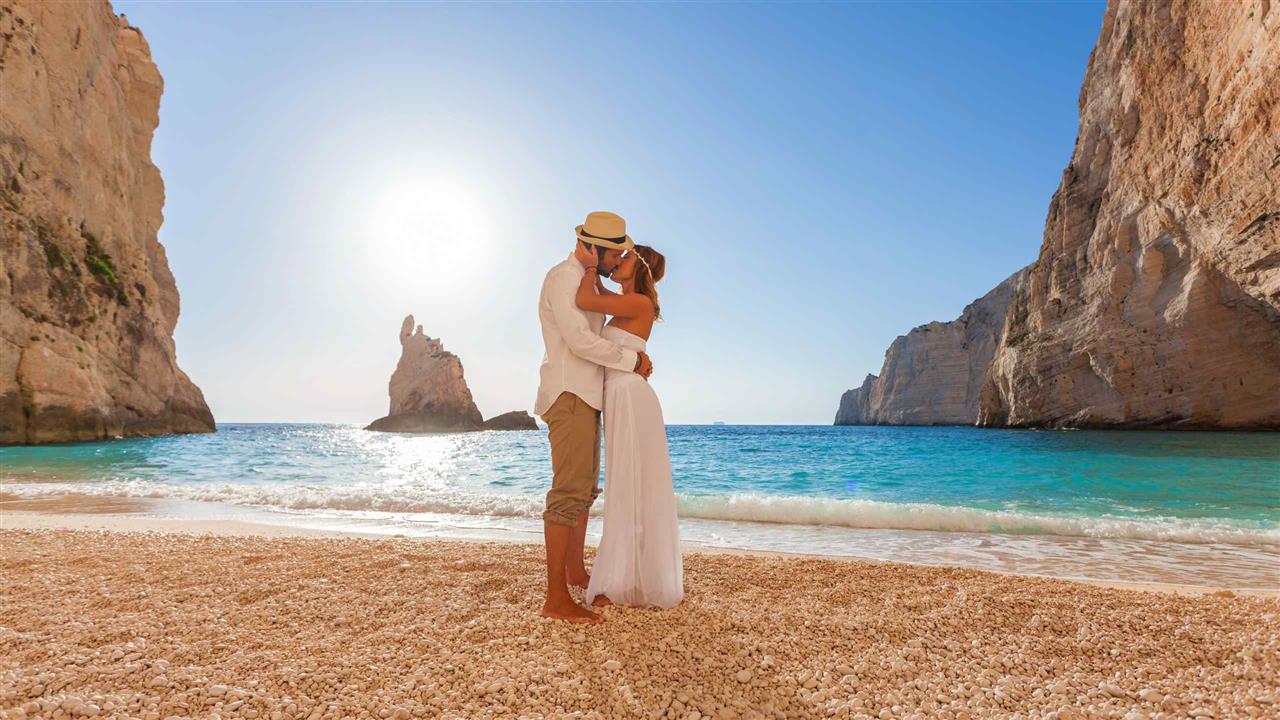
[3,507,1274,598]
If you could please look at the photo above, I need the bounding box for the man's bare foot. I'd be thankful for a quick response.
[567,572,590,590]
[540,598,603,624]
[591,594,613,607]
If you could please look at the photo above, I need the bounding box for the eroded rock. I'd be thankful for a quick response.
[365,315,484,432]
[0,0,214,444]
[838,0,1280,429]
[835,268,1028,425]
[979,0,1280,429]
[365,315,534,433]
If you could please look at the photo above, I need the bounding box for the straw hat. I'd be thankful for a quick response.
[575,211,635,250]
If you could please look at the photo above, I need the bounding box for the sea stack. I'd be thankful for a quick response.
[365,315,485,432]
[838,0,1280,429]
[0,0,215,444]
[365,315,536,432]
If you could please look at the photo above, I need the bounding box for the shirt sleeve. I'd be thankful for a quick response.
[546,268,639,372]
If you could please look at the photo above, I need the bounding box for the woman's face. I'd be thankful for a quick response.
[613,252,638,282]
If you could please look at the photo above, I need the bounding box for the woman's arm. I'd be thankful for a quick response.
[576,267,651,319]
[547,267,639,372]
[595,275,619,296]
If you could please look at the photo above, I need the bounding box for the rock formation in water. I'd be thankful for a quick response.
[481,411,538,431]
[835,268,1029,425]
[0,1,214,444]
[365,316,484,432]
[365,315,534,432]
[839,0,1280,429]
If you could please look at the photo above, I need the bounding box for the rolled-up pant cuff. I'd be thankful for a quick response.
[542,497,595,526]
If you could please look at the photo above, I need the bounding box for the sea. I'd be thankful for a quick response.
[2,424,1277,589]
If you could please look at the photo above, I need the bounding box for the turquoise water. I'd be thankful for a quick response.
[3,424,1278,585]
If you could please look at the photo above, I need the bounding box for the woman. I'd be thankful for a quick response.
[574,244,683,609]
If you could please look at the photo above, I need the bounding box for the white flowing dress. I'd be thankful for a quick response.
[586,325,683,609]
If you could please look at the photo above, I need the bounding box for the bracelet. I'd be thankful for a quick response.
[585,266,598,274]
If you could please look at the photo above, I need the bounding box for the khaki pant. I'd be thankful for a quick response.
[541,392,601,526]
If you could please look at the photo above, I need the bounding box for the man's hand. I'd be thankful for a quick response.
[633,351,653,380]
[574,242,599,270]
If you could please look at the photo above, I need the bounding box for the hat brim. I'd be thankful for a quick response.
[576,225,635,250]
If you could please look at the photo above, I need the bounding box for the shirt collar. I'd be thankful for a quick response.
[568,251,587,274]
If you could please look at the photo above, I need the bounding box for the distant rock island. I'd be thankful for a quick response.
[838,0,1280,430]
[481,410,540,431]
[365,315,536,433]
[0,1,214,444]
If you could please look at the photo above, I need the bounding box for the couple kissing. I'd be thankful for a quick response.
[534,211,682,624]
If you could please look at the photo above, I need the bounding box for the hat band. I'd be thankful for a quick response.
[580,229,628,245]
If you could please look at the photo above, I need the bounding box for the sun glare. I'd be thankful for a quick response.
[361,176,496,297]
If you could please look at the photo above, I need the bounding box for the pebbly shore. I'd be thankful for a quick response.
[1,529,1276,720]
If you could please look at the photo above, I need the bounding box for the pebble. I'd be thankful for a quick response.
[604,660,622,671]
[1102,683,1126,698]
[735,669,753,683]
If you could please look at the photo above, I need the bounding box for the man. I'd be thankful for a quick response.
[535,210,653,624]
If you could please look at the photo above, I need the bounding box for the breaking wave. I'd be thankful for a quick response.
[4,480,1277,548]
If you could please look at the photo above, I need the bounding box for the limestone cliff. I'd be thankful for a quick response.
[835,268,1028,425]
[0,0,214,444]
[365,315,533,433]
[838,0,1279,429]
[979,0,1280,429]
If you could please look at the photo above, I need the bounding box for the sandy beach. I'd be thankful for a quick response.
[2,521,1277,720]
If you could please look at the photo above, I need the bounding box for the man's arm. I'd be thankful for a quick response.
[547,268,642,373]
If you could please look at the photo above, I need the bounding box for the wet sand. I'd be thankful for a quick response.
[1,506,1275,598]
[1,525,1277,720]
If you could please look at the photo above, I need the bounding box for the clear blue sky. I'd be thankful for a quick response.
[115,0,1105,425]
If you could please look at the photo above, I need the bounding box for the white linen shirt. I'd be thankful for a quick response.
[534,253,639,415]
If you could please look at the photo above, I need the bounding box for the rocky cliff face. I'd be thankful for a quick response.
[838,0,1279,429]
[980,0,1280,429]
[365,315,533,433]
[835,269,1028,425]
[0,1,214,444]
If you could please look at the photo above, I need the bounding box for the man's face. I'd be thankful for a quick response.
[597,248,625,277]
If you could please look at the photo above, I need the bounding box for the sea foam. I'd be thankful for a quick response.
[5,480,1276,548]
